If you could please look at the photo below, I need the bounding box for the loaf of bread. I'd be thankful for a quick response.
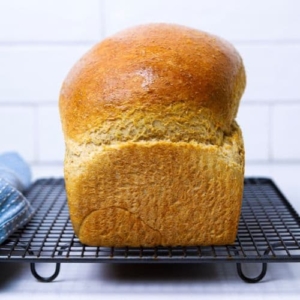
[59,23,246,247]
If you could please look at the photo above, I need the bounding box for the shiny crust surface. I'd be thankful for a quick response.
[59,23,246,142]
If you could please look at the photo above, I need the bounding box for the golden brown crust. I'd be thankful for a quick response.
[59,23,246,143]
[59,23,246,247]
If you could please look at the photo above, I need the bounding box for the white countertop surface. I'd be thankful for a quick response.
[1,163,300,300]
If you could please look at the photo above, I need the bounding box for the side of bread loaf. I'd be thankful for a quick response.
[59,23,246,247]
[64,122,244,247]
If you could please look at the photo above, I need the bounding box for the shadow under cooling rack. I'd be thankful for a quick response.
[1,177,300,283]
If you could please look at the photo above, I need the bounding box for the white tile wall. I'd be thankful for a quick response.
[0,0,299,178]
[237,104,270,162]
[0,106,35,161]
[37,105,65,162]
[104,0,300,41]
[0,45,92,102]
[0,0,102,42]
[272,104,300,160]
[237,45,300,101]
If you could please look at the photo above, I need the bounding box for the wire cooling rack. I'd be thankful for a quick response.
[1,178,300,283]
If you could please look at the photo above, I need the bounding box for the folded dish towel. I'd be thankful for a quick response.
[0,152,34,244]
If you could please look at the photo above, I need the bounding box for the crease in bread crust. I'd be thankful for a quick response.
[65,120,244,171]
[66,105,232,147]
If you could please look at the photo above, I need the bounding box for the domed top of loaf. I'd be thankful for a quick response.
[59,23,246,141]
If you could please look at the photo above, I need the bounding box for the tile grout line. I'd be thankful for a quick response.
[33,104,40,164]
[268,103,274,163]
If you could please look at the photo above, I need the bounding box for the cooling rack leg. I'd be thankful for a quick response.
[30,263,61,282]
[236,263,267,283]
[1,240,61,282]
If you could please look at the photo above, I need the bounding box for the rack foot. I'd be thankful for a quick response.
[236,263,267,283]
[30,263,61,282]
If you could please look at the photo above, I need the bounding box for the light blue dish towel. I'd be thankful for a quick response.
[0,152,34,244]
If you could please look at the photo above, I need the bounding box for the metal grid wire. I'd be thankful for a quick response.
[1,178,300,263]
